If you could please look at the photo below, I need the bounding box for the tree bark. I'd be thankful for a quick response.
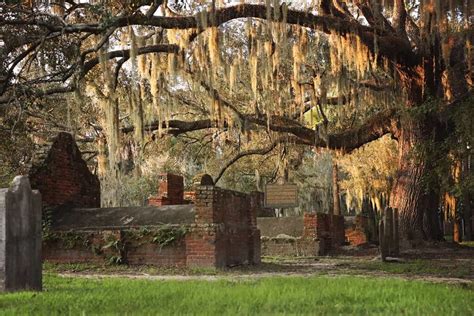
[332,161,341,216]
[422,187,444,241]
[389,120,427,244]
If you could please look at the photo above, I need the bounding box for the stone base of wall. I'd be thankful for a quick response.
[261,238,328,257]
[43,227,188,267]
[256,213,345,258]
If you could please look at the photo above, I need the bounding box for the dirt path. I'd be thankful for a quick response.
[56,271,473,286]
[49,245,474,287]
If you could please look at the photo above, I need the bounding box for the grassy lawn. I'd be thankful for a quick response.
[350,259,474,279]
[1,274,473,315]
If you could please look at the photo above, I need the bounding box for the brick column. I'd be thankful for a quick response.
[186,185,225,268]
[303,213,317,239]
[249,192,262,264]
[330,215,345,246]
[149,173,184,206]
[303,213,333,255]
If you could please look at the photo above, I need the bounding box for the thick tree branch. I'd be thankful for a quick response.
[214,139,279,184]
[121,106,398,155]
[354,0,395,33]
[2,4,417,66]
[324,108,399,152]
[82,44,179,75]
[392,0,408,40]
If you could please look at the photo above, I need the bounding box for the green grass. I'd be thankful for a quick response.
[1,274,473,315]
[461,241,474,248]
[352,259,473,279]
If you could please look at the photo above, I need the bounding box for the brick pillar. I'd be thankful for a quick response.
[303,213,332,254]
[249,192,262,264]
[148,173,184,206]
[186,185,225,268]
[158,173,184,205]
[303,213,317,239]
[318,214,332,254]
[330,215,345,246]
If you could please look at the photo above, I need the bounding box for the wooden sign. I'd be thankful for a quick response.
[264,183,298,208]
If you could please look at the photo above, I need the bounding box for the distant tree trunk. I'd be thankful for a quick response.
[422,187,443,241]
[462,156,473,241]
[332,161,341,216]
[454,219,463,242]
[453,159,463,243]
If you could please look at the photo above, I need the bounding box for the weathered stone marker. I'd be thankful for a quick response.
[379,207,400,261]
[0,176,42,292]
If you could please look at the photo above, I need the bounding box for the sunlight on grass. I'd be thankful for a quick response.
[352,259,473,279]
[0,274,472,315]
[461,241,474,248]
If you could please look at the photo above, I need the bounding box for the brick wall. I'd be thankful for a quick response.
[43,176,262,269]
[258,213,344,257]
[43,228,188,266]
[302,213,344,245]
[29,132,100,208]
[260,238,320,257]
[186,185,261,268]
[184,191,196,203]
[345,215,377,246]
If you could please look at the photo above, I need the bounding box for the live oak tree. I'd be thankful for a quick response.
[1,0,473,243]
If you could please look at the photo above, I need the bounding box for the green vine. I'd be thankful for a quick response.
[43,224,189,265]
[42,206,57,242]
[151,225,188,248]
[101,232,126,265]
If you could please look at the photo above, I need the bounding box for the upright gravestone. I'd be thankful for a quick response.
[0,176,42,292]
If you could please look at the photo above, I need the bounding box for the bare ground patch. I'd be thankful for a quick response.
[47,242,474,287]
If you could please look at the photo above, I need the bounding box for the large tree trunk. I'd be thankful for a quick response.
[390,120,427,245]
[389,116,444,244]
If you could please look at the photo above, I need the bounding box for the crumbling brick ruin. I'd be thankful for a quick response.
[29,132,358,266]
[257,213,346,257]
[25,134,260,268]
[148,173,185,206]
[43,173,261,268]
[28,132,100,208]
[345,215,378,246]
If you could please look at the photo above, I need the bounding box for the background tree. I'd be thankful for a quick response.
[1,0,472,243]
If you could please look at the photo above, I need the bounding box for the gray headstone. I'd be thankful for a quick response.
[0,176,42,292]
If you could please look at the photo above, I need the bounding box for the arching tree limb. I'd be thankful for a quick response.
[82,44,179,75]
[213,140,279,184]
[392,0,408,40]
[121,107,398,154]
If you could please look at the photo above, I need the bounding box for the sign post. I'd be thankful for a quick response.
[264,183,298,208]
